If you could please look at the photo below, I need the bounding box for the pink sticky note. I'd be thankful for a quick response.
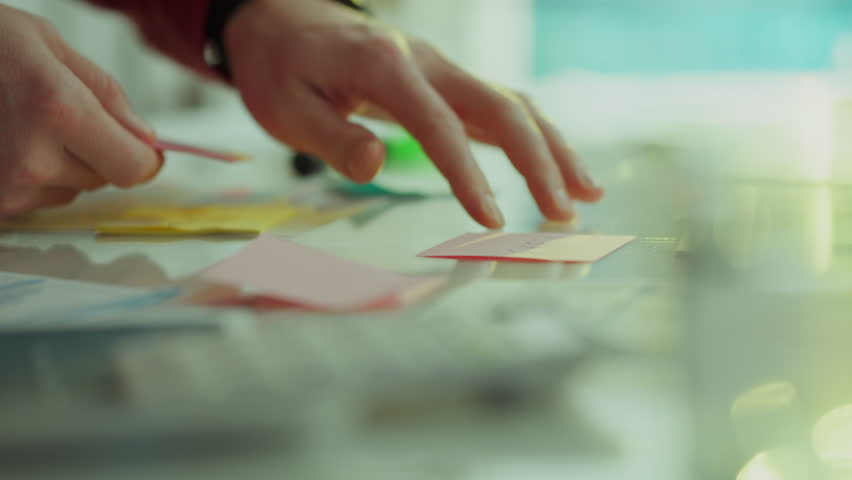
[418,232,635,263]
[153,139,250,163]
[200,235,445,311]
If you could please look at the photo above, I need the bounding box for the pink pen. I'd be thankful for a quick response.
[152,138,251,163]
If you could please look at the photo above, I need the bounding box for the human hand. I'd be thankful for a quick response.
[225,0,603,229]
[0,6,162,218]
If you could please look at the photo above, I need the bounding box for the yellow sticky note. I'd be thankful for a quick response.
[0,212,113,232]
[96,205,301,235]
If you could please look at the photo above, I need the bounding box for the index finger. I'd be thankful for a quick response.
[354,49,504,228]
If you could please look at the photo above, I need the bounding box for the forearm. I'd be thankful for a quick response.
[86,0,214,78]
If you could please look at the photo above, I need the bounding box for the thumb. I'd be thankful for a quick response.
[59,45,156,144]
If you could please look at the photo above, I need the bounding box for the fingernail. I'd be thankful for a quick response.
[579,169,600,190]
[123,109,157,144]
[141,151,165,184]
[554,187,574,214]
[553,187,574,220]
[483,194,504,227]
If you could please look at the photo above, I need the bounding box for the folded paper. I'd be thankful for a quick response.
[198,235,445,311]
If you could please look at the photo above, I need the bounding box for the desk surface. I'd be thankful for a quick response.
[2,73,851,479]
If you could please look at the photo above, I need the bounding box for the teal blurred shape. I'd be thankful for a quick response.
[534,0,852,74]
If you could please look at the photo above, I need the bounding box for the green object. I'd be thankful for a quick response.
[331,132,443,198]
[384,135,431,171]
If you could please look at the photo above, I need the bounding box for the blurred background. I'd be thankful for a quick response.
[7,0,852,182]
[9,0,852,103]
[6,2,852,479]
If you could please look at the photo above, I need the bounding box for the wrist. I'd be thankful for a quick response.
[206,0,371,81]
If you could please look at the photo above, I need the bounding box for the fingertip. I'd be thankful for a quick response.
[543,205,577,224]
[572,184,605,203]
[346,139,385,184]
[114,148,161,189]
[575,164,607,199]
[587,186,605,202]
[551,186,575,219]
[479,194,505,229]
[481,216,505,230]
[564,167,605,202]
[140,150,166,185]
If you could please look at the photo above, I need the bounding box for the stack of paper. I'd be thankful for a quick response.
[0,202,306,234]
[95,205,302,235]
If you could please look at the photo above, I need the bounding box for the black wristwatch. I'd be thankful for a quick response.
[204,0,370,81]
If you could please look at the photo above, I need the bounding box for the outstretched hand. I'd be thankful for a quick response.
[226,0,603,228]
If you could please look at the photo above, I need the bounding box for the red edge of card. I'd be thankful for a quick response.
[204,292,402,312]
[421,255,558,263]
[418,237,635,263]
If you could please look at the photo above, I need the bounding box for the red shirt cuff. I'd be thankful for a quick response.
[87,0,217,79]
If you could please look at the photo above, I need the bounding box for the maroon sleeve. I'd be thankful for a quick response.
[86,0,216,78]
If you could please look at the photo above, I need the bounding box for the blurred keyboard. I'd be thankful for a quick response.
[0,301,590,477]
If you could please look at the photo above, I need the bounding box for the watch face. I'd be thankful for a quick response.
[203,41,224,68]
[204,0,255,80]
[203,39,232,80]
